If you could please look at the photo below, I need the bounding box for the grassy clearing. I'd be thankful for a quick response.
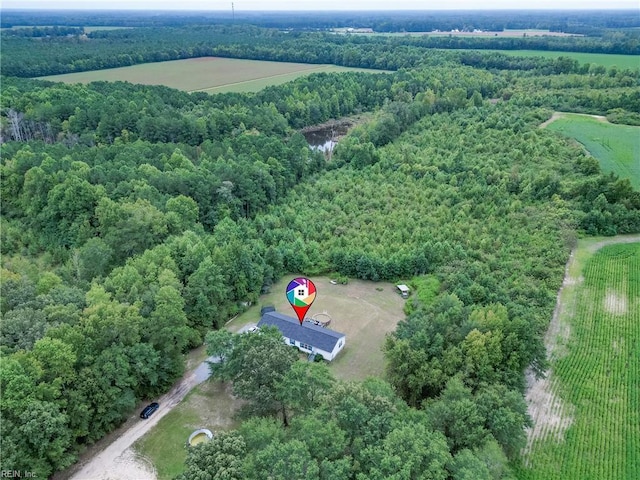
[481,50,640,70]
[544,113,640,190]
[520,240,640,480]
[136,275,404,476]
[38,57,387,93]
[133,381,242,480]
[227,276,406,381]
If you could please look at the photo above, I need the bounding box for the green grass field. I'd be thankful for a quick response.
[227,275,406,381]
[483,50,640,70]
[38,57,387,94]
[520,240,640,480]
[545,113,640,190]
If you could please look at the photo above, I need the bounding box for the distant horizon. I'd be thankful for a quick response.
[2,7,639,11]
[2,0,638,12]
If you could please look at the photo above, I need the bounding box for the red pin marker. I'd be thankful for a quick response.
[286,277,317,325]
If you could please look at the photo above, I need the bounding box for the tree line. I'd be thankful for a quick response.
[2,9,638,33]
[2,25,639,78]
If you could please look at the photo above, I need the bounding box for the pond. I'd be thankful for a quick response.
[302,122,352,153]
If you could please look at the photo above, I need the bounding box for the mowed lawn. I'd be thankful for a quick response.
[38,57,387,93]
[545,113,640,190]
[227,276,407,381]
[520,242,640,480]
[480,50,640,70]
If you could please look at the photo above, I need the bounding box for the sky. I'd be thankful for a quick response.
[2,0,639,10]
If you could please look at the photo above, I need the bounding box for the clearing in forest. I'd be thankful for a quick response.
[226,276,406,381]
[133,277,405,479]
[38,57,386,93]
[520,239,640,480]
[544,113,640,190]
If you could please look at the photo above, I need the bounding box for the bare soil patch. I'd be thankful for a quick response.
[522,250,576,457]
[320,278,406,381]
[604,289,628,315]
[182,381,242,430]
[523,371,575,459]
[545,250,577,362]
[539,111,608,129]
[112,449,156,480]
[538,112,563,129]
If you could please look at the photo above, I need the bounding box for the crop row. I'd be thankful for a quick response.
[523,243,639,479]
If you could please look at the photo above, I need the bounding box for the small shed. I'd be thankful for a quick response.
[396,284,410,298]
[260,305,276,316]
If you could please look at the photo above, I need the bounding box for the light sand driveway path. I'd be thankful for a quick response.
[68,356,218,480]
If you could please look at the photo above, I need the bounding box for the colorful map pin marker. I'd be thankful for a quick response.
[286,277,317,325]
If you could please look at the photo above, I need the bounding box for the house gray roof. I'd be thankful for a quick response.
[258,311,345,353]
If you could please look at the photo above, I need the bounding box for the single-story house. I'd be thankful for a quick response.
[257,311,346,361]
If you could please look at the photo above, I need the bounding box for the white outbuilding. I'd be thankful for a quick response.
[396,284,410,298]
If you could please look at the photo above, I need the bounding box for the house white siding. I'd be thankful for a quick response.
[259,311,347,362]
[281,333,345,361]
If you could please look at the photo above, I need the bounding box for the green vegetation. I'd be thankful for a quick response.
[484,50,640,69]
[545,113,640,189]
[135,400,198,479]
[403,275,441,315]
[134,381,242,480]
[194,329,527,480]
[2,13,640,480]
[521,242,640,480]
[39,58,386,94]
[3,21,639,78]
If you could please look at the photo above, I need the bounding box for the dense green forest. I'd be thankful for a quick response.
[1,14,640,480]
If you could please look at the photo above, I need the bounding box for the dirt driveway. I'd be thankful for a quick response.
[539,111,607,128]
[64,356,218,480]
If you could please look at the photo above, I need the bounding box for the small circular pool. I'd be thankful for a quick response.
[188,428,213,446]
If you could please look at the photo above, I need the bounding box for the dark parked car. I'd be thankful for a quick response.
[140,402,159,419]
